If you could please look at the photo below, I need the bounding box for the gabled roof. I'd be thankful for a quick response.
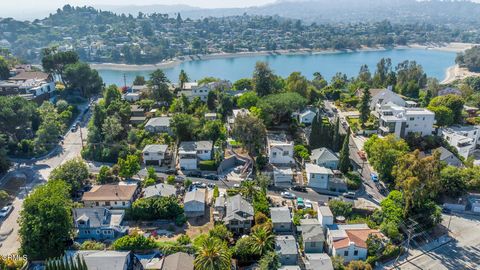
[82,185,137,201]
[142,144,168,153]
[317,206,333,218]
[300,219,325,243]
[434,146,456,161]
[270,206,292,224]
[184,189,205,204]
[310,148,338,163]
[305,163,333,175]
[225,194,254,222]
[162,252,194,270]
[145,117,171,127]
[330,224,382,250]
[179,141,213,152]
[67,250,131,270]
[10,71,50,81]
[275,235,298,256]
[143,183,177,198]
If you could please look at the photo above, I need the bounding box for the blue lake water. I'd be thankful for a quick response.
[95,49,457,86]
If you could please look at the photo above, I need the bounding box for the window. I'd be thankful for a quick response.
[95,202,99,206]
[122,202,126,206]
[283,151,290,156]
[344,251,349,256]
[354,250,358,256]
[230,220,238,225]
[144,153,149,156]
[410,117,414,121]
[105,201,111,206]
[311,242,316,247]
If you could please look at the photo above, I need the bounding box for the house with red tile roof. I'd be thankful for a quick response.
[326,224,383,262]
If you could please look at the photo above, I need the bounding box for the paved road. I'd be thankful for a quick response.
[0,103,90,255]
[391,213,480,270]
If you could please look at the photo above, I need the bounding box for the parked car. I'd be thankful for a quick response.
[198,183,207,189]
[370,173,378,182]
[205,174,219,180]
[165,169,177,175]
[0,205,13,218]
[297,197,305,209]
[305,199,313,209]
[187,171,202,177]
[233,184,240,188]
[175,176,185,182]
[207,183,215,189]
[343,192,356,199]
[281,192,296,199]
[358,151,367,160]
[291,185,307,192]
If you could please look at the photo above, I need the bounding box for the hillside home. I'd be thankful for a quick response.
[327,224,383,262]
[377,102,435,138]
[270,206,293,233]
[145,117,172,134]
[305,163,334,190]
[275,235,298,265]
[65,250,132,270]
[267,133,294,165]
[317,206,334,226]
[310,148,339,169]
[73,207,128,240]
[142,144,169,166]
[227,108,250,132]
[299,219,325,253]
[184,189,206,217]
[293,109,317,125]
[0,71,56,101]
[368,88,406,112]
[441,125,480,159]
[161,252,194,270]
[178,141,213,170]
[305,253,334,270]
[82,184,139,209]
[143,183,177,199]
[224,194,254,234]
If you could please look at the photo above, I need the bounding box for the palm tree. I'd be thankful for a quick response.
[250,226,275,256]
[179,69,189,89]
[240,180,258,201]
[194,237,232,270]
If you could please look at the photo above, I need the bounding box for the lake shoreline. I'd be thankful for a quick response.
[90,42,477,72]
[441,64,480,84]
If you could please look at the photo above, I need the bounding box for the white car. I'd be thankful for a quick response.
[305,199,313,209]
[281,192,296,199]
[233,184,240,188]
[0,205,13,218]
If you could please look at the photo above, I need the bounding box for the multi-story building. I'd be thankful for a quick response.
[441,125,480,159]
[267,133,294,165]
[377,102,435,138]
[178,141,213,170]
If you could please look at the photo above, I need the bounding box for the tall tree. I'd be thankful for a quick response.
[178,69,189,89]
[249,227,275,256]
[309,114,324,149]
[232,114,266,155]
[49,158,89,195]
[358,87,372,128]
[41,47,79,83]
[332,117,341,151]
[133,75,146,86]
[286,71,309,98]
[338,129,351,173]
[63,62,103,97]
[194,237,232,270]
[357,64,372,85]
[19,180,73,260]
[0,134,10,174]
[117,154,141,179]
[0,56,10,80]
[103,85,122,107]
[252,61,275,97]
[148,69,172,104]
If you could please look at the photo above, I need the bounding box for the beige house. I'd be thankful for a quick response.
[82,185,139,209]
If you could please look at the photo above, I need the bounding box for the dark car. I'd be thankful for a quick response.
[205,174,219,180]
[187,171,202,177]
[291,185,307,192]
[165,169,177,175]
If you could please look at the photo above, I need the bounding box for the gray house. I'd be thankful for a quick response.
[310,148,339,170]
[184,189,206,217]
[145,117,172,134]
[162,252,194,270]
[143,183,177,199]
[275,235,298,265]
[224,194,254,234]
[73,207,128,240]
[270,207,293,233]
[299,219,325,253]
[66,250,132,270]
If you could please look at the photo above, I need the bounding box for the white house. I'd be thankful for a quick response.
[178,141,213,170]
[267,133,294,165]
[441,125,480,159]
[177,82,214,102]
[123,92,140,102]
[326,224,383,263]
[273,166,294,187]
[142,144,168,166]
[369,88,406,112]
[305,163,334,190]
[293,109,317,125]
[317,206,334,226]
[184,189,206,217]
[377,102,435,138]
[82,185,139,209]
[310,148,339,170]
[145,117,172,134]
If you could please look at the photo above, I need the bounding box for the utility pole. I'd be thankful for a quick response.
[123,73,127,89]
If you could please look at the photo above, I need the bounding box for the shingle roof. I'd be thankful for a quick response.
[225,194,254,222]
[270,207,292,224]
[300,220,325,243]
[162,252,194,270]
[67,250,131,270]
[143,183,177,198]
[142,144,168,153]
[184,189,205,203]
[305,253,333,270]
[73,208,110,227]
[145,117,171,127]
[275,235,298,256]
[10,71,50,81]
[310,148,339,163]
[82,185,137,201]
[179,141,213,152]
[305,163,334,174]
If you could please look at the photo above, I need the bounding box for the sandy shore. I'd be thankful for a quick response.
[90,42,478,72]
[441,64,480,84]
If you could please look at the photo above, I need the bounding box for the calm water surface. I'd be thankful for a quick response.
[96,49,457,86]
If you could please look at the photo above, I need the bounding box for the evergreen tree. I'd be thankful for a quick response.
[332,117,340,151]
[339,129,351,173]
[309,114,323,149]
[359,87,371,128]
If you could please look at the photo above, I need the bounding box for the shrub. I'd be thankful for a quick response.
[127,196,184,221]
[175,214,187,226]
[112,234,157,251]
[166,175,175,185]
[79,240,105,250]
[198,160,217,171]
